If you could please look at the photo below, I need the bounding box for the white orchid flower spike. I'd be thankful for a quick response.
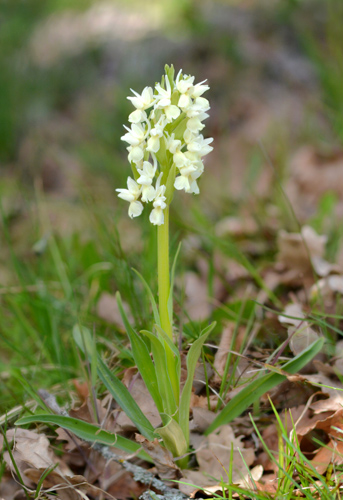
[117,65,213,225]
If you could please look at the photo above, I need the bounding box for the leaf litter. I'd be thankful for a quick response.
[3,2,343,500]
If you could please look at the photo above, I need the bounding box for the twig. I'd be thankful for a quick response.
[40,390,188,500]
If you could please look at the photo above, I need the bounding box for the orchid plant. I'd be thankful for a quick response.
[113,65,215,465]
[117,64,213,343]
[16,65,325,472]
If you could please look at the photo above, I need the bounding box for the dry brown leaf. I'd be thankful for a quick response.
[304,374,343,414]
[135,435,181,481]
[279,303,320,356]
[286,147,343,221]
[0,428,90,500]
[72,379,89,401]
[310,275,343,304]
[193,362,214,394]
[96,292,133,328]
[115,377,161,431]
[188,425,255,490]
[213,323,245,383]
[311,439,343,474]
[277,225,335,287]
[190,393,218,412]
[215,216,258,238]
[190,408,216,433]
[24,469,90,500]
[179,465,263,497]
[0,429,72,488]
[69,398,108,426]
[296,408,343,440]
[183,272,211,321]
[0,472,22,500]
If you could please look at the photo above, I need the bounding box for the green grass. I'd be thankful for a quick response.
[2,0,343,497]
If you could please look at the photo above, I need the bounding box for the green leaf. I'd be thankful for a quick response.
[131,162,139,181]
[154,324,181,394]
[15,415,152,462]
[132,269,160,327]
[73,325,156,440]
[168,242,181,325]
[116,292,163,413]
[164,64,175,89]
[97,359,156,440]
[141,330,177,417]
[205,337,325,435]
[179,322,216,446]
[11,370,50,413]
[165,164,177,206]
[155,415,187,458]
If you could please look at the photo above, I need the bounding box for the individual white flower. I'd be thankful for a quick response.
[175,71,195,110]
[146,115,167,153]
[129,109,147,124]
[187,135,214,157]
[191,80,210,98]
[149,175,167,225]
[166,133,181,154]
[166,133,186,167]
[127,145,144,163]
[183,129,196,145]
[186,117,205,133]
[127,86,155,110]
[186,99,210,119]
[174,163,197,192]
[174,155,204,194]
[137,161,156,202]
[175,70,194,93]
[155,76,181,122]
[121,123,150,164]
[121,123,146,146]
[116,177,143,218]
[173,151,189,168]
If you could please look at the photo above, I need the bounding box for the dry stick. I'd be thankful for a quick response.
[40,390,188,500]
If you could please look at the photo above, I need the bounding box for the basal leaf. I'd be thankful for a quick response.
[168,242,181,324]
[132,269,160,327]
[116,292,163,413]
[154,324,181,399]
[15,415,152,462]
[179,322,216,446]
[73,324,156,440]
[205,337,325,435]
[155,415,187,458]
[97,359,156,440]
[141,330,177,418]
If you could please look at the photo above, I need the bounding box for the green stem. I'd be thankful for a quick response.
[157,207,179,407]
[158,206,172,339]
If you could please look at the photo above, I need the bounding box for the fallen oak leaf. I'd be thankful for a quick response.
[135,435,181,481]
[179,465,263,498]
[0,428,72,488]
[279,303,320,356]
[24,468,91,500]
